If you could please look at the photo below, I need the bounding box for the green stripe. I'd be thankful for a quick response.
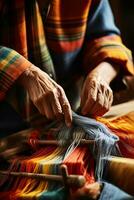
[3,54,21,72]
[0,47,21,73]
[46,33,84,41]
[0,47,11,61]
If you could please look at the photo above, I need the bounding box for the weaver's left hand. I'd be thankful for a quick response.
[81,62,115,117]
[70,182,102,200]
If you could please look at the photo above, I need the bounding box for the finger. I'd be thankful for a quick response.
[93,105,107,117]
[81,86,98,115]
[43,99,54,120]
[49,89,63,119]
[91,84,109,116]
[107,89,113,109]
[100,87,109,113]
[35,95,54,119]
[29,79,44,102]
[93,87,113,116]
[103,86,113,110]
[81,78,97,114]
[90,90,105,116]
[58,87,72,127]
[80,82,89,108]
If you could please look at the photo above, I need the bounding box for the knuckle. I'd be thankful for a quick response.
[91,96,96,102]
[48,90,55,97]
[43,92,50,99]
[97,97,104,106]
[34,95,43,105]
[90,79,96,88]
[57,85,62,91]
[98,101,103,107]
[100,81,104,86]
[47,113,54,120]
[90,96,96,104]
[89,92,96,100]
[104,105,109,112]
[111,95,113,103]
[59,86,65,95]
[63,103,69,109]
[57,110,63,115]
[56,85,64,96]
[45,89,56,100]
[108,90,112,97]
[55,112,63,119]
[107,86,113,94]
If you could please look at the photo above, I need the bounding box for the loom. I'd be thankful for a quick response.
[0,101,134,199]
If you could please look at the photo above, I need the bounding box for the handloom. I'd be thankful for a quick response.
[0,110,134,199]
[0,112,119,200]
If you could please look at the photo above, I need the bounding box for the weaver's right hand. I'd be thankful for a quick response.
[18,65,72,127]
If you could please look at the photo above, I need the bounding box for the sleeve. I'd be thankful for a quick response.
[0,46,32,101]
[82,0,134,75]
[99,182,134,200]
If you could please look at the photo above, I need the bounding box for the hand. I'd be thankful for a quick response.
[70,182,102,200]
[19,65,72,127]
[81,62,116,117]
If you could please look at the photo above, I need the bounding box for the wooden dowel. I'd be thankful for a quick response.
[0,139,94,160]
[24,139,94,146]
[0,146,24,160]
[0,170,62,181]
[0,169,86,188]
[80,139,94,145]
[61,165,86,188]
[61,165,69,188]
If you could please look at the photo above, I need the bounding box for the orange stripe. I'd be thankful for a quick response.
[47,38,84,52]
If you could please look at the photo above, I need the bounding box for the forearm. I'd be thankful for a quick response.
[83,0,133,77]
[88,61,119,84]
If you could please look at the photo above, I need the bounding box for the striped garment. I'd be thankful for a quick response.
[0,0,133,134]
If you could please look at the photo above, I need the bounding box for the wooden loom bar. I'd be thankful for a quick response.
[0,165,86,188]
[0,139,94,161]
[24,139,94,146]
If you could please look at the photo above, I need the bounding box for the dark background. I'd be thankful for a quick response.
[110,0,134,56]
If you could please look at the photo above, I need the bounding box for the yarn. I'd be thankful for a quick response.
[0,113,119,199]
[98,112,134,158]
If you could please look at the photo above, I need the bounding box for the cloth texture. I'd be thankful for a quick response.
[99,181,134,200]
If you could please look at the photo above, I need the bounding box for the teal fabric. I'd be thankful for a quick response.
[39,188,68,200]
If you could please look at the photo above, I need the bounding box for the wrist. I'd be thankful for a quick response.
[88,61,119,84]
[18,65,36,87]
